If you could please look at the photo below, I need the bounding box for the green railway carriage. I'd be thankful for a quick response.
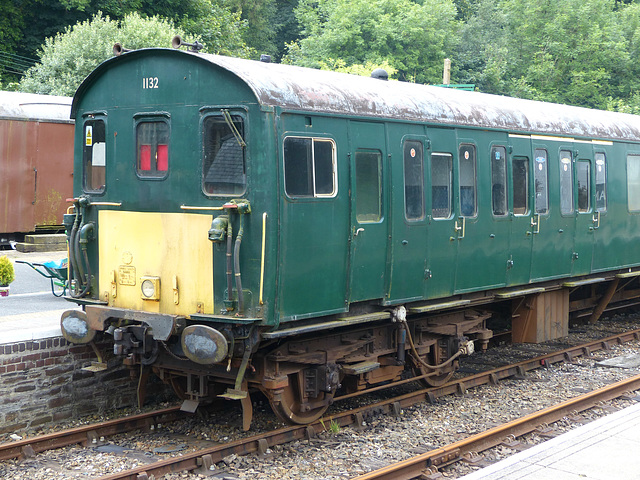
[62,44,640,427]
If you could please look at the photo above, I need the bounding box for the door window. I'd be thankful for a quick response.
[512,157,529,215]
[560,150,574,215]
[83,119,106,193]
[491,146,507,216]
[403,140,424,220]
[577,160,591,213]
[534,149,549,214]
[595,153,607,212]
[459,144,477,217]
[431,153,453,219]
[355,150,382,222]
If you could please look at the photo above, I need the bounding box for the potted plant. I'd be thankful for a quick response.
[0,256,15,296]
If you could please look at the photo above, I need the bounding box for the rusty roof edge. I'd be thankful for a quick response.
[202,53,640,143]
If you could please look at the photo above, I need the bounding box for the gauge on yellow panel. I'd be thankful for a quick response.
[140,276,161,300]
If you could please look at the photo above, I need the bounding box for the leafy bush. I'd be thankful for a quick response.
[0,256,15,286]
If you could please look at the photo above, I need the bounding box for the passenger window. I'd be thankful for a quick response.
[83,119,106,193]
[203,115,246,195]
[136,120,169,178]
[627,154,640,212]
[404,140,425,220]
[355,150,382,222]
[595,153,607,212]
[491,146,507,216]
[459,144,477,217]
[577,160,591,213]
[512,157,529,215]
[534,149,549,214]
[284,137,336,197]
[560,150,574,215]
[431,153,452,219]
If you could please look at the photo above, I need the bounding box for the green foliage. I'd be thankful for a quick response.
[11,0,640,111]
[4,0,250,84]
[455,0,633,110]
[0,256,15,286]
[223,0,278,55]
[177,2,252,58]
[319,417,341,433]
[286,0,458,84]
[273,0,302,60]
[317,58,398,78]
[19,8,250,97]
[19,12,184,96]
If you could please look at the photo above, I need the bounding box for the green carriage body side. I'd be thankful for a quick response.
[70,48,640,331]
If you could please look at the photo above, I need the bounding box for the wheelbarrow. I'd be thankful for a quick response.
[15,258,68,297]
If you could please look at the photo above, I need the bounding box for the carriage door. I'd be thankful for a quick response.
[572,150,595,275]
[348,121,388,303]
[425,127,457,299]
[506,135,533,286]
[591,150,612,272]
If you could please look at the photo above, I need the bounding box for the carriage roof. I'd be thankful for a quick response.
[72,49,640,142]
[0,91,72,123]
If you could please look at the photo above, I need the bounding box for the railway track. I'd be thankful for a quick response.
[3,327,637,479]
[0,406,186,462]
[353,373,640,480]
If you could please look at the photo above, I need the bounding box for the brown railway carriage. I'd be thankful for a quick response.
[0,91,73,244]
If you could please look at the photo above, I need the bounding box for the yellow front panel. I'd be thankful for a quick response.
[98,210,214,315]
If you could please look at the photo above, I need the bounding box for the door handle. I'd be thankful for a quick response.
[531,213,540,234]
[454,217,465,239]
[592,211,600,229]
[354,227,364,236]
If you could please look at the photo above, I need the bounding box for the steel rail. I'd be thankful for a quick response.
[0,406,184,461]
[91,328,640,480]
[353,373,640,480]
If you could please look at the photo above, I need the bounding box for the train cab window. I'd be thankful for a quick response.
[203,115,246,195]
[404,140,425,220]
[284,137,336,197]
[355,150,382,222]
[491,146,507,216]
[459,144,477,217]
[512,157,529,215]
[534,149,549,214]
[595,153,607,212]
[560,150,574,215]
[627,154,640,212]
[83,119,106,193]
[431,153,453,219]
[136,120,169,178]
[577,160,591,213]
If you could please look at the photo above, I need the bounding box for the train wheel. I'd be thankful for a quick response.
[267,374,332,425]
[168,375,190,400]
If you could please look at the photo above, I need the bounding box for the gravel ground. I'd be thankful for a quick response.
[2,314,640,480]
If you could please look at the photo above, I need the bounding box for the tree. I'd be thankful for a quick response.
[285,0,458,84]
[455,0,630,109]
[2,0,249,85]
[19,11,248,96]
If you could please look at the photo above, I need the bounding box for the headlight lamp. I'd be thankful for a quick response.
[140,276,161,300]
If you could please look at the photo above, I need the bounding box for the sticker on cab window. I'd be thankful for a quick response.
[85,126,93,146]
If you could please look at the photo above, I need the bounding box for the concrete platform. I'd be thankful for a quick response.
[0,249,75,344]
[0,308,67,344]
[458,401,640,480]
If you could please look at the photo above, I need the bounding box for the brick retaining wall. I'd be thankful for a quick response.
[0,337,170,435]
